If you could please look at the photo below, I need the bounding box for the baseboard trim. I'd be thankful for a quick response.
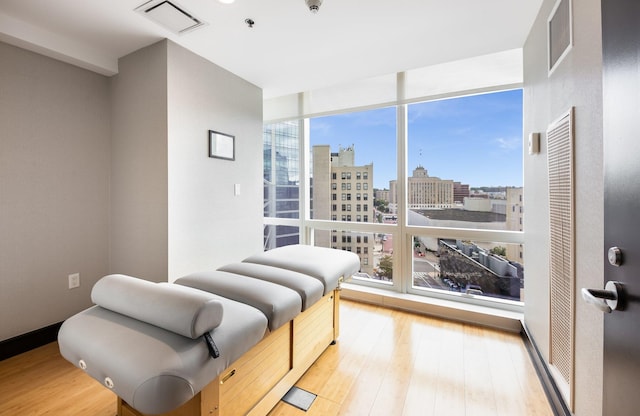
[0,322,63,361]
[521,324,571,416]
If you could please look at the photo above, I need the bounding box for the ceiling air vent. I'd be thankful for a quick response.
[135,0,206,35]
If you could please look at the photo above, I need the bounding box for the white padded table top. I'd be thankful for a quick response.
[217,262,324,311]
[241,244,361,294]
[176,270,302,331]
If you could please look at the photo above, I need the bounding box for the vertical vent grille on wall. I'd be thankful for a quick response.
[547,107,575,409]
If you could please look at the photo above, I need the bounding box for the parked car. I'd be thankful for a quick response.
[465,284,483,295]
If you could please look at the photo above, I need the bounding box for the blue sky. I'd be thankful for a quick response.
[310,89,523,189]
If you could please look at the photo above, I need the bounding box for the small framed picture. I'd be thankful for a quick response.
[209,130,235,161]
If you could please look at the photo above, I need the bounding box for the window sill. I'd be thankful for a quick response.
[340,283,524,333]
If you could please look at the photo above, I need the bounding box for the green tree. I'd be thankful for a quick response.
[374,198,389,213]
[490,246,507,256]
[378,255,393,279]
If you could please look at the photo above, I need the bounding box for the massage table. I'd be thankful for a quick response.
[58,245,360,416]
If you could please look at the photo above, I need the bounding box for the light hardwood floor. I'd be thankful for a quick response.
[0,300,552,416]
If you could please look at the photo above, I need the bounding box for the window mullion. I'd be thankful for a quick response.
[300,117,311,244]
[396,72,409,294]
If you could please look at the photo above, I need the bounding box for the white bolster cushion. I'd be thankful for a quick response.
[91,274,224,339]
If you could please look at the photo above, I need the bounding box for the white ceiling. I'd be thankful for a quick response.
[0,0,543,98]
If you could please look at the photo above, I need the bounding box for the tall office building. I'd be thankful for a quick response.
[263,121,301,250]
[312,145,375,274]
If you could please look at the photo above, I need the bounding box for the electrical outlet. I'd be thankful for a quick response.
[68,273,80,289]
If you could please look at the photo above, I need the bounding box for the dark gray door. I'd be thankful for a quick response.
[601,0,640,414]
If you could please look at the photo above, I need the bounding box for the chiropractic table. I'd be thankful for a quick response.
[58,244,360,416]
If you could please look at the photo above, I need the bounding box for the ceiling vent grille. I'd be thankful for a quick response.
[135,0,206,35]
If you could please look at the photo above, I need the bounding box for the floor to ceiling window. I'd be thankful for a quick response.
[263,53,525,310]
[406,90,524,304]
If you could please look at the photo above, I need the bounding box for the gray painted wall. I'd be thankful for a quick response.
[110,41,169,282]
[166,42,263,280]
[523,0,604,414]
[0,42,111,340]
[1,39,263,341]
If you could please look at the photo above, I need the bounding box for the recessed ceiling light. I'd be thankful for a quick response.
[218,0,235,4]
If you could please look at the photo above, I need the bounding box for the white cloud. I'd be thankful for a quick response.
[310,120,332,135]
[494,137,520,151]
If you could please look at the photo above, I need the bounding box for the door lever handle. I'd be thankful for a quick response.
[581,281,625,313]
[581,288,615,313]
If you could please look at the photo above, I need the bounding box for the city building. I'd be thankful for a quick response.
[312,145,375,274]
[463,196,494,212]
[389,166,454,210]
[506,187,524,264]
[439,239,522,300]
[453,181,470,203]
[263,121,301,249]
[374,188,390,204]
